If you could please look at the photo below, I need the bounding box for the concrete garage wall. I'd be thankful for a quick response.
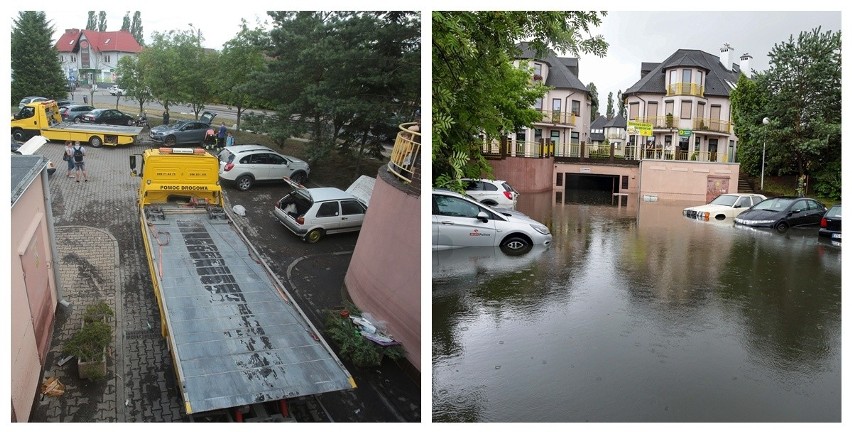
[345,170,421,371]
[639,161,740,202]
[11,173,57,422]
[552,163,641,194]
[488,157,554,193]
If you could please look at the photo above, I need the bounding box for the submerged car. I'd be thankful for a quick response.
[818,204,841,241]
[734,196,827,233]
[683,193,766,221]
[273,176,375,243]
[218,144,310,191]
[462,178,519,209]
[149,112,216,146]
[432,188,551,254]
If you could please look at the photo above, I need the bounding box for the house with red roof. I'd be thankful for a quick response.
[54,29,142,86]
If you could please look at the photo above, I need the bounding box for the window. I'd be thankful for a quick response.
[534,63,542,76]
[680,101,692,119]
[434,195,488,219]
[104,55,111,63]
[621,176,628,190]
[535,128,543,143]
[552,99,562,113]
[629,102,639,120]
[682,69,692,85]
[550,130,560,144]
[316,202,340,218]
[697,102,705,119]
[791,201,808,213]
[571,100,581,116]
[647,102,658,119]
[571,132,579,144]
[534,98,542,110]
[482,182,498,192]
[664,101,674,116]
[340,200,365,215]
[669,70,676,85]
[516,129,526,143]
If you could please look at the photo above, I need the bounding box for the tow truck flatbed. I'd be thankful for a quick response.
[143,206,354,414]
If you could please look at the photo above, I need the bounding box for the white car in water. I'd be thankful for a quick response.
[683,193,766,221]
[432,189,551,254]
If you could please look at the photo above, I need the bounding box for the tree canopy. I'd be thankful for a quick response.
[432,11,608,187]
[10,11,69,104]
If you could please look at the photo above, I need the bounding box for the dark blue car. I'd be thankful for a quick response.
[734,196,827,233]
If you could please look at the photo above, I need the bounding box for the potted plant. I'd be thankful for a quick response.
[665,113,674,128]
[65,302,113,380]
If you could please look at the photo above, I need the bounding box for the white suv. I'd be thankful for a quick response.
[462,178,518,209]
[432,189,551,254]
[218,144,310,191]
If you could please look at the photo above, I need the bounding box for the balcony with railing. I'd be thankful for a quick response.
[387,122,421,188]
[692,117,732,134]
[535,110,577,126]
[666,82,704,97]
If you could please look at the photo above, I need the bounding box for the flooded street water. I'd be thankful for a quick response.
[432,192,841,422]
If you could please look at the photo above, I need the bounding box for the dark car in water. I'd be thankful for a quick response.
[734,196,827,233]
[81,108,136,126]
[818,204,841,241]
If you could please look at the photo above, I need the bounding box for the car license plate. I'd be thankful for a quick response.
[832,233,841,239]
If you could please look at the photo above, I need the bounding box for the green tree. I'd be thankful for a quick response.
[11,12,69,104]
[98,11,107,32]
[131,12,144,46]
[617,89,625,118]
[606,91,614,119]
[215,20,269,131]
[433,11,608,186]
[762,27,841,197]
[115,55,153,115]
[588,82,599,118]
[121,12,130,31]
[86,11,96,30]
[730,73,768,178]
[139,32,185,117]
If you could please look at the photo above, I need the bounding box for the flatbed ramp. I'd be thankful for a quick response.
[144,208,354,414]
[53,122,143,135]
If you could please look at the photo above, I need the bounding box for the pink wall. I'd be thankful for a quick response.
[345,172,421,370]
[11,173,57,422]
[639,161,740,201]
[488,157,554,193]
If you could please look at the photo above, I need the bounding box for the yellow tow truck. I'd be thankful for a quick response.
[11,100,142,147]
[129,147,355,420]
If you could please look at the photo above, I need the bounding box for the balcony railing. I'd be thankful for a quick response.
[666,83,704,97]
[692,118,732,134]
[387,122,421,184]
[536,110,577,126]
[483,140,554,158]
[635,147,729,162]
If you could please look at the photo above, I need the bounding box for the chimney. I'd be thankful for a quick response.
[739,53,752,77]
[720,43,734,71]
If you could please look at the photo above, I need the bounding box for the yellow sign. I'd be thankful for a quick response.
[627,121,653,137]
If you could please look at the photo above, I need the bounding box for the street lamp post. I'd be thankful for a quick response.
[761,117,769,191]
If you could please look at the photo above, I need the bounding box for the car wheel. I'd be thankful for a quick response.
[291,171,306,185]
[236,175,253,191]
[304,228,324,243]
[89,136,103,148]
[127,119,134,126]
[500,236,532,256]
[11,128,25,142]
[74,117,81,123]
[775,221,790,233]
[165,135,176,147]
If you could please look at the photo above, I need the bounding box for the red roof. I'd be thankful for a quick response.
[55,29,142,54]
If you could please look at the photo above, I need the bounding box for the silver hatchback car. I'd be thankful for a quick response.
[273,176,375,243]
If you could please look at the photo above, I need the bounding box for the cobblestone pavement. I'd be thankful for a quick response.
[27,140,420,422]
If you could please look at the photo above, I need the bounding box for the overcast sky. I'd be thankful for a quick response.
[577,11,841,112]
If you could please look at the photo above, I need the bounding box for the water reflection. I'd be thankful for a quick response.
[433,194,841,422]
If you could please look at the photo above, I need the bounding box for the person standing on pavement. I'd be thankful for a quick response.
[217,123,227,148]
[72,141,88,182]
[64,140,76,178]
[225,131,234,147]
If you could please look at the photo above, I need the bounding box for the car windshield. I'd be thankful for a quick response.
[825,206,841,218]
[218,149,235,163]
[708,195,738,206]
[751,198,794,211]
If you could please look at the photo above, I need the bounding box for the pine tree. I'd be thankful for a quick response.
[86,11,96,30]
[121,12,130,31]
[98,11,107,32]
[11,11,70,104]
[606,92,614,119]
[131,12,144,46]
[588,82,599,118]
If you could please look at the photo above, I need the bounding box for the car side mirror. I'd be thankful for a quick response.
[476,211,490,223]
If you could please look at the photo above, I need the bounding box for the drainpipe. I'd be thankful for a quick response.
[40,159,70,309]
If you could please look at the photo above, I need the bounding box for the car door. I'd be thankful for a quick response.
[339,199,366,231]
[264,153,290,180]
[312,200,341,232]
[786,199,810,227]
[805,199,827,225]
[432,193,498,248]
[177,122,206,144]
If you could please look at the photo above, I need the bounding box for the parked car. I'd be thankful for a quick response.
[149,112,216,146]
[218,144,310,191]
[461,178,519,209]
[818,204,841,241]
[56,100,73,108]
[60,104,96,122]
[81,108,136,126]
[274,175,375,243]
[733,196,827,233]
[432,188,552,254]
[108,85,125,96]
[18,96,47,108]
[683,193,766,221]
